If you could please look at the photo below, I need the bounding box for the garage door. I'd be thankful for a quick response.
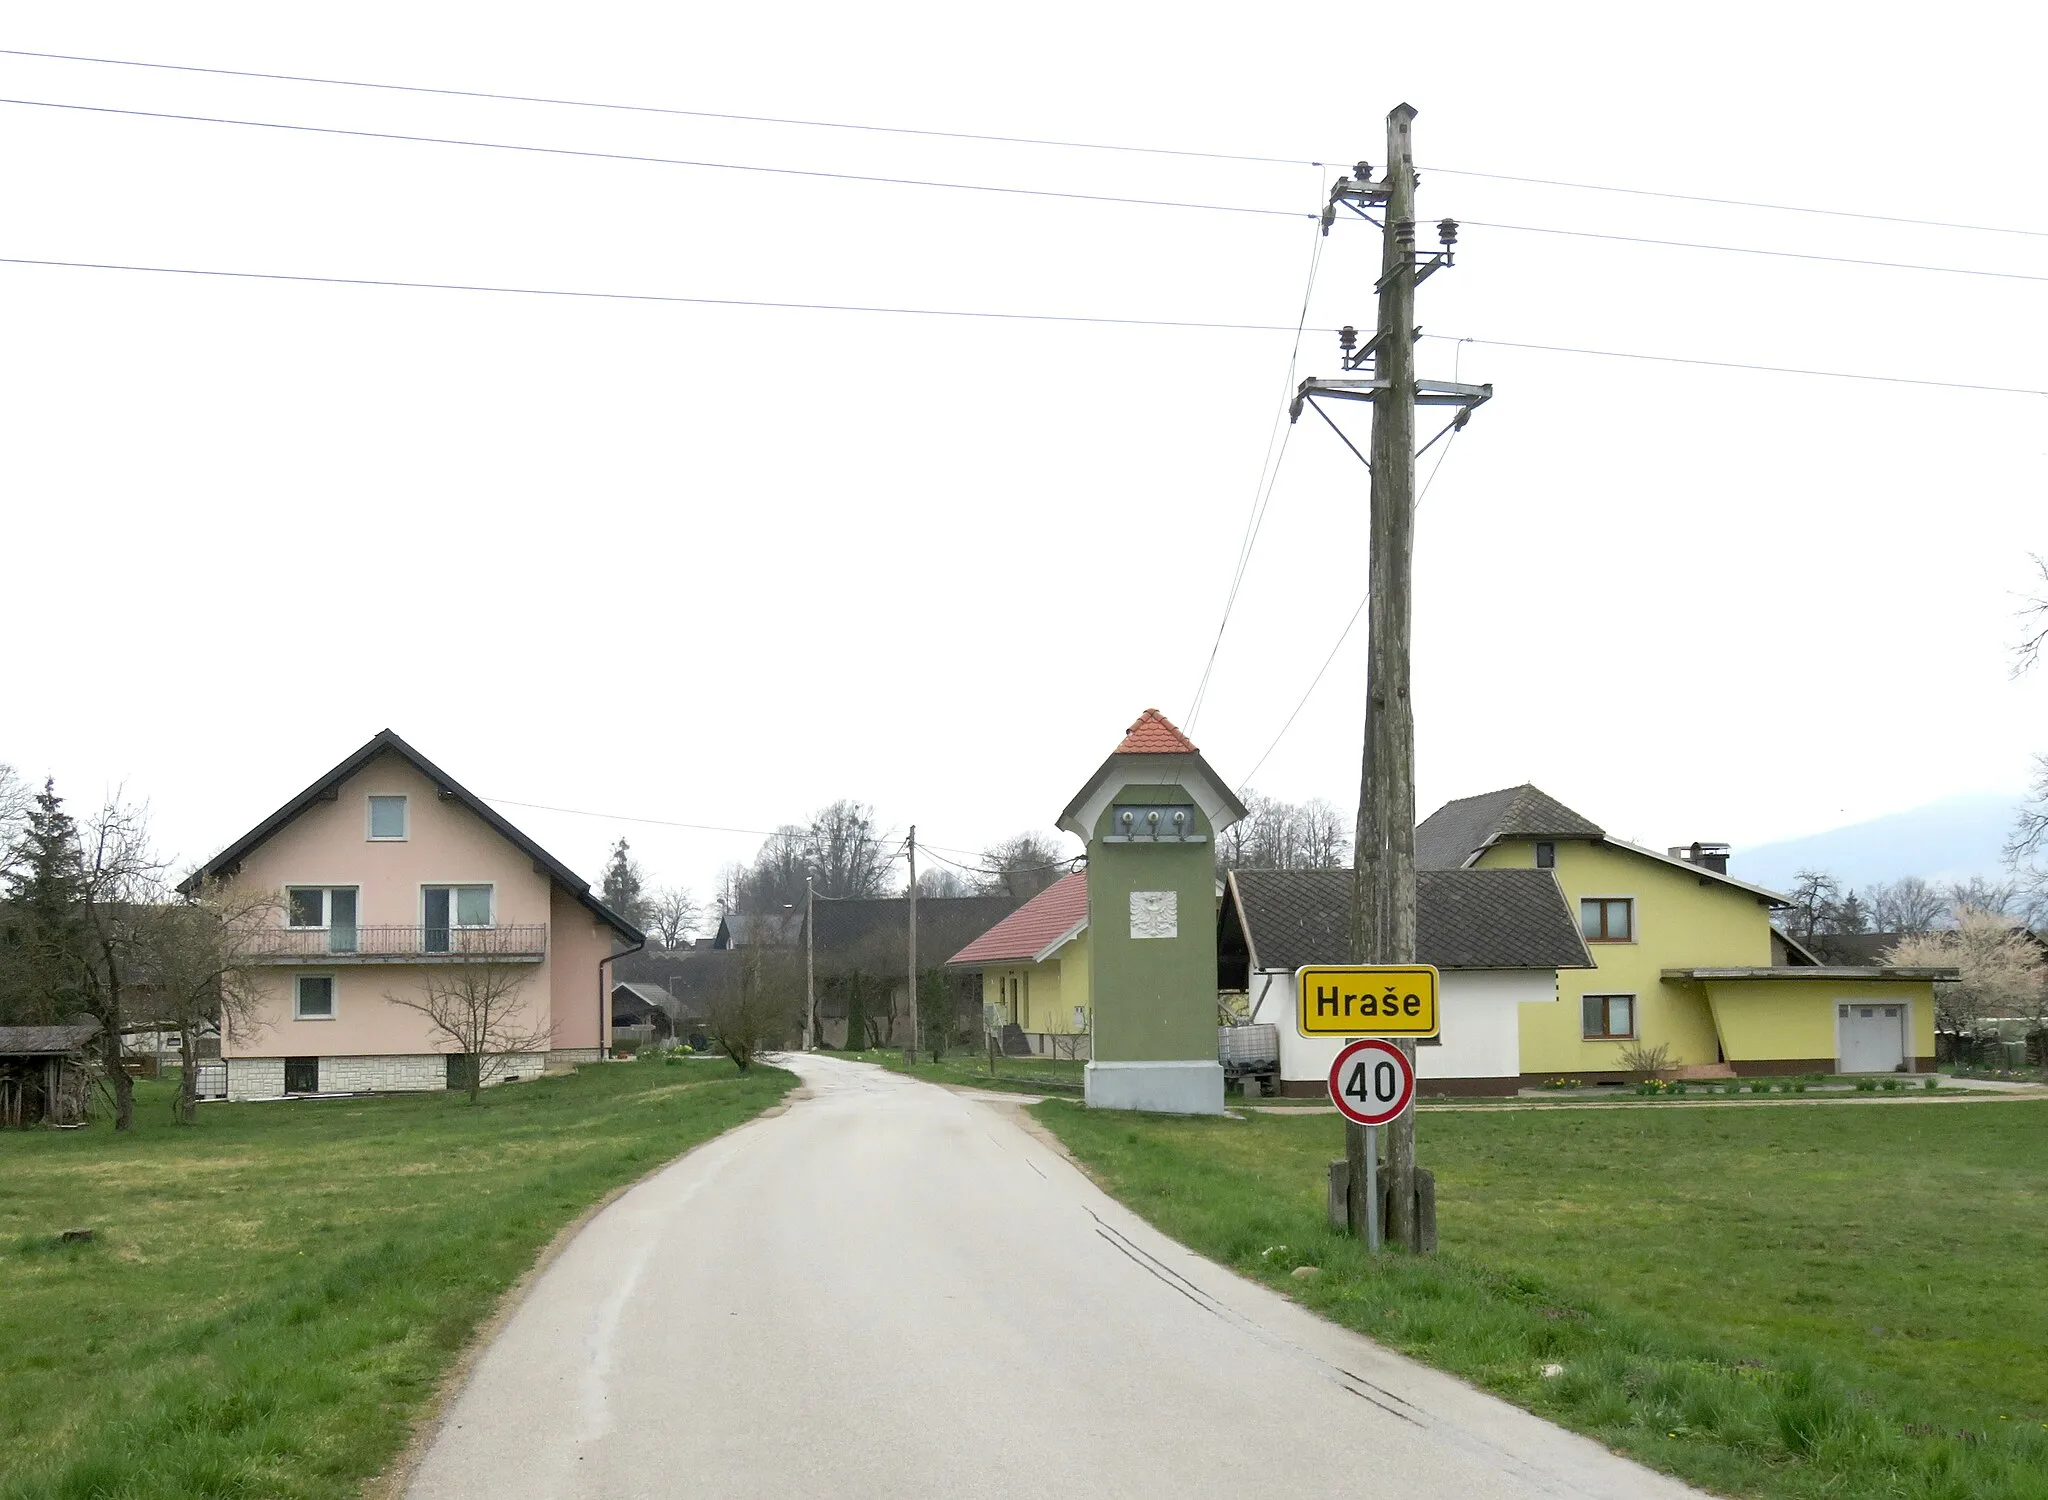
[1838,1003,1905,1074]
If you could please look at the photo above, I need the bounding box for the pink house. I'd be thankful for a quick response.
[181,730,644,1099]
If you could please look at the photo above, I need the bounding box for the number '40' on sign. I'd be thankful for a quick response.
[1327,1038,1415,1127]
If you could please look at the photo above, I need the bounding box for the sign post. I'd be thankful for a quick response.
[1326,1037,1416,1253]
[1298,964,1437,1245]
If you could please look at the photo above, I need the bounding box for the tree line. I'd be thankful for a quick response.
[0,769,270,1130]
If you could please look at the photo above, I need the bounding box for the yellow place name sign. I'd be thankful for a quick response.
[1295,964,1441,1038]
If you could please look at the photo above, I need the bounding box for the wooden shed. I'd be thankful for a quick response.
[0,1022,100,1128]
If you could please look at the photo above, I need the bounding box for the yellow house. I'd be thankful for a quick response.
[1416,786,1952,1080]
[946,871,1092,1055]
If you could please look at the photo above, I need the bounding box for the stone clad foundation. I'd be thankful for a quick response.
[225,1053,557,1100]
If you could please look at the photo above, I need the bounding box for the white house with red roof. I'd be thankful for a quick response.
[947,871,1092,1055]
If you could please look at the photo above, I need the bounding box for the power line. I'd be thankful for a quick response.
[1186,203,1327,731]
[1234,429,1466,789]
[0,47,1321,168]
[9,48,2048,243]
[8,255,2043,396]
[1465,218,2048,285]
[0,96,1313,220]
[1428,165,2048,241]
[1421,333,2048,397]
[0,255,1308,332]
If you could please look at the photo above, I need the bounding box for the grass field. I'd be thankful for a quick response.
[1035,1097,2048,1500]
[0,1059,793,1500]
[849,1047,1085,1093]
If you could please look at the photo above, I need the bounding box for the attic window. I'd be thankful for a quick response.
[1535,842,1555,869]
[368,796,408,840]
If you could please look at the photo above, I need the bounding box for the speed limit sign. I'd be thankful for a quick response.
[1328,1038,1415,1126]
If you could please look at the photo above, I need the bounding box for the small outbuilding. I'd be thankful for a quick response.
[0,1022,101,1128]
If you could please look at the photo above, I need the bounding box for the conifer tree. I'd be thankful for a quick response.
[0,779,90,1026]
[601,838,647,926]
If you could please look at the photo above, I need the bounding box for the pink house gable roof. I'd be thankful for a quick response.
[946,871,1088,966]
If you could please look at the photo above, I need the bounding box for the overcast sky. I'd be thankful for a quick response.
[5,2,2044,915]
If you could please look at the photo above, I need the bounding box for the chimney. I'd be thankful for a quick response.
[1687,841,1731,875]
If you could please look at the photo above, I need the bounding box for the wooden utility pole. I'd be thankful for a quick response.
[804,875,816,1051]
[1358,103,1423,1250]
[904,826,919,1064]
[1296,104,1487,1250]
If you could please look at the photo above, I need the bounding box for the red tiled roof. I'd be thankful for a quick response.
[946,871,1088,966]
[1115,708,1198,755]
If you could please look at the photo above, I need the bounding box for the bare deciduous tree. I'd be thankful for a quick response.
[141,883,279,1123]
[1887,909,2046,1042]
[1945,876,2017,920]
[1779,869,1842,945]
[74,793,167,1133]
[0,763,30,863]
[2013,552,2047,676]
[1217,790,1352,872]
[974,832,1071,903]
[385,960,552,1103]
[645,885,699,950]
[2007,753,2048,929]
[916,867,973,898]
[1869,876,1948,935]
[705,940,799,1071]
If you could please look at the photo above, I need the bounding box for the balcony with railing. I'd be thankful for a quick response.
[249,925,550,964]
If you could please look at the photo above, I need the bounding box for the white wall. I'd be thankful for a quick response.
[1247,968,1557,1086]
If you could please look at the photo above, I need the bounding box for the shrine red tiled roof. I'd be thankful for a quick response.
[946,871,1088,966]
[1114,708,1198,755]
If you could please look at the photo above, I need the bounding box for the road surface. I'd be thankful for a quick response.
[405,1053,1702,1499]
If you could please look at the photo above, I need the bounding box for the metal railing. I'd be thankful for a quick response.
[249,924,550,960]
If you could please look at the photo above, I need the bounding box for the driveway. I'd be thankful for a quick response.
[404,1053,1704,1499]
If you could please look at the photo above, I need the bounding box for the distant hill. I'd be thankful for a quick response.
[1728,793,2022,893]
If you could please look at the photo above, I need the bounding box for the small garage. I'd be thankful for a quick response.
[1669,967,1953,1075]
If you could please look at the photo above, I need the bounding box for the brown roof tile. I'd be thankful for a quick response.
[1115,708,1199,756]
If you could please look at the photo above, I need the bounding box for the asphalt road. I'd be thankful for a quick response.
[405,1053,1704,1499]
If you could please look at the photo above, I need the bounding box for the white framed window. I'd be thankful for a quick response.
[295,974,336,1020]
[368,796,409,841]
[422,884,494,952]
[286,887,359,952]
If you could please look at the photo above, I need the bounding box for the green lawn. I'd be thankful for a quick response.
[1036,1097,2048,1500]
[1,1060,794,1500]
[847,1047,1085,1093]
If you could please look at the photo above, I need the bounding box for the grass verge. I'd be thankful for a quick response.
[1034,1097,2048,1499]
[1,1060,794,1499]
[845,1047,1085,1094]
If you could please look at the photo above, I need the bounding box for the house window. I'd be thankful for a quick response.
[368,796,408,840]
[1580,897,1634,942]
[1581,993,1635,1040]
[286,887,359,952]
[423,885,493,952]
[1535,841,1555,869]
[295,975,336,1020]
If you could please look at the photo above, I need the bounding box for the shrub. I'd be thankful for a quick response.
[1922,1076,1938,1091]
[1618,1041,1674,1080]
[1855,1078,1878,1092]
[1881,1078,1902,1092]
